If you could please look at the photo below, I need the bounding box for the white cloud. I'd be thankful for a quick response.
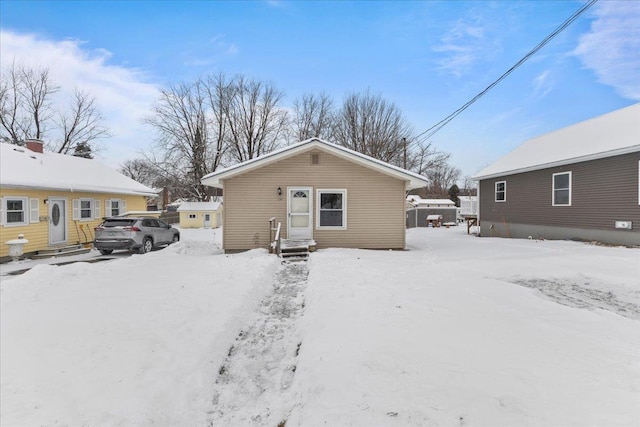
[532,70,553,99]
[574,1,640,100]
[433,19,488,77]
[0,30,160,168]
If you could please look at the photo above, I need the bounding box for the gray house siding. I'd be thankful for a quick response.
[479,151,640,245]
[406,207,457,228]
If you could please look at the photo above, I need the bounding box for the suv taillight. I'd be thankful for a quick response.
[123,226,141,232]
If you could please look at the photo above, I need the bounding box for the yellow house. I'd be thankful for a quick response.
[177,201,222,229]
[0,140,157,262]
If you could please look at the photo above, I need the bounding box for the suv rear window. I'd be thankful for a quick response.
[101,219,136,227]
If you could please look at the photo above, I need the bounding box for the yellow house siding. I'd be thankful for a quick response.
[0,188,147,259]
[179,210,221,228]
[222,148,407,251]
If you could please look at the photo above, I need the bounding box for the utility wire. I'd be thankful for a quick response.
[413,0,598,146]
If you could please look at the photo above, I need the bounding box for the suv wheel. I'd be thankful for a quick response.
[171,234,180,244]
[139,237,153,254]
[99,249,113,255]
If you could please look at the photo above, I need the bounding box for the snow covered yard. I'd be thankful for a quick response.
[1,227,639,426]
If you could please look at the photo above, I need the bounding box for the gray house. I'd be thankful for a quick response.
[473,103,640,246]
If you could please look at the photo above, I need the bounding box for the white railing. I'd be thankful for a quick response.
[269,217,282,255]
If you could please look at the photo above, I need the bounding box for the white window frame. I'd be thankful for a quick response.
[552,171,572,206]
[105,199,127,217]
[495,181,506,202]
[316,189,347,230]
[2,197,29,226]
[189,214,197,219]
[73,197,95,221]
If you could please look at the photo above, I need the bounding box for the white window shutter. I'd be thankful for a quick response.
[94,199,101,219]
[0,197,4,226]
[121,199,127,215]
[105,199,111,217]
[72,199,80,220]
[30,198,39,223]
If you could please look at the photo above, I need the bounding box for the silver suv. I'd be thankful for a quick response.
[94,217,180,255]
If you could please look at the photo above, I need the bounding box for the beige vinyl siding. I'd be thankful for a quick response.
[0,188,147,259]
[222,148,407,251]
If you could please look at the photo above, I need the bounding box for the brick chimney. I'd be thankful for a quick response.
[25,139,44,153]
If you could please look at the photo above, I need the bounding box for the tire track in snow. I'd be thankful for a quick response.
[208,261,309,426]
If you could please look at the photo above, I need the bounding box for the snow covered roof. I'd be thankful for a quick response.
[0,142,157,196]
[474,103,640,180]
[407,196,455,206]
[177,202,221,212]
[201,138,429,190]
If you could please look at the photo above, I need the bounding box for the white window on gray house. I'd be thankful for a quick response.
[552,172,572,206]
[317,190,347,228]
[495,181,506,202]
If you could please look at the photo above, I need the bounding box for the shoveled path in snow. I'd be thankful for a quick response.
[208,260,309,426]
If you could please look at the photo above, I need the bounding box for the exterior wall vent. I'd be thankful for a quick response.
[614,221,632,230]
[311,153,319,165]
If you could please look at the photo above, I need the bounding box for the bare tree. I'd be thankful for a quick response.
[144,81,213,201]
[333,90,414,168]
[425,162,462,196]
[0,61,108,153]
[58,89,109,154]
[223,75,289,162]
[292,92,335,141]
[406,141,450,175]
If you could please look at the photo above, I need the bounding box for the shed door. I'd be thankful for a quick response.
[204,214,211,228]
[288,188,313,239]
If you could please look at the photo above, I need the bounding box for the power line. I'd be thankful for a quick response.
[413,0,598,146]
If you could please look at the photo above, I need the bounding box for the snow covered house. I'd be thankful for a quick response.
[201,138,428,252]
[406,195,457,227]
[0,140,157,261]
[473,104,640,246]
[177,201,223,229]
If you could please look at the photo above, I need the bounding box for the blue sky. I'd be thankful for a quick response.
[1,0,638,178]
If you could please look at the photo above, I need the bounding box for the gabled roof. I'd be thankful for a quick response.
[474,103,640,180]
[177,201,221,212]
[0,142,157,196]
[407,195,455,206]
[201,138,429,189]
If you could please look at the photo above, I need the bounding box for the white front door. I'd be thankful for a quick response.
[204,214,211,228]
[49,198,67,245]
[288,187,313,239]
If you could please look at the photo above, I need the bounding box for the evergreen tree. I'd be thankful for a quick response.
[448,184,460,207]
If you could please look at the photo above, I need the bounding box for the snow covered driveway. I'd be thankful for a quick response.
[1,227,639,426]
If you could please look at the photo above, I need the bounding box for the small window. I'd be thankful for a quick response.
[317,190,346,229]
[105,199,126,217]
[80,198,93,219]
[553,172,571,206]
[189,214,197,219]
[4,197,28,225]
[495,181,506,202]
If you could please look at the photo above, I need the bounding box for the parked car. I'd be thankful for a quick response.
[94,217,180,255]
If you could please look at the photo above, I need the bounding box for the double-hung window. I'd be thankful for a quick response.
[4,197,28,225]
[317,190,347,229]
[552,172,571,206]
[105,199,126,217]
[80,199,93,219]
[495,181,506,202]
